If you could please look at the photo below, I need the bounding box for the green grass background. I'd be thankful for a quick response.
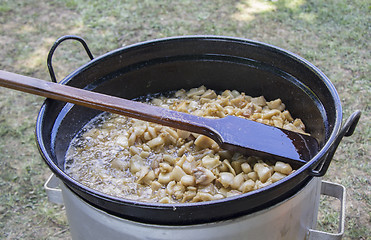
[0,0,369,239]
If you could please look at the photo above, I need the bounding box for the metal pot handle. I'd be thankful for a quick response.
[47,35,94,83]
[309,110,361,177]
[44,173,64,205]
[307,181,346,240]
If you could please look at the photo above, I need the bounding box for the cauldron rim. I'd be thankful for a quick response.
[36,35,342,225]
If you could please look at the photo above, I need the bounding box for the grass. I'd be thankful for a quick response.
[0,0,370,239]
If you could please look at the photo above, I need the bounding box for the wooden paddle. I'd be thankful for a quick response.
[0,70,319,166]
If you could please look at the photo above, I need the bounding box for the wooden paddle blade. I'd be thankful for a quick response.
[209,115,319,166]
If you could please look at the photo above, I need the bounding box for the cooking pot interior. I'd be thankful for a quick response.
[37,37,341,224]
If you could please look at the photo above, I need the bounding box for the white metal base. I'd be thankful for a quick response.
[45,175,345,240]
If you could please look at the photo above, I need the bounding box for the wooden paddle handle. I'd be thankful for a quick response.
[0,70,218,140]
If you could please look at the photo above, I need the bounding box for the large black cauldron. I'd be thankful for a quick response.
[36,35,360,225]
